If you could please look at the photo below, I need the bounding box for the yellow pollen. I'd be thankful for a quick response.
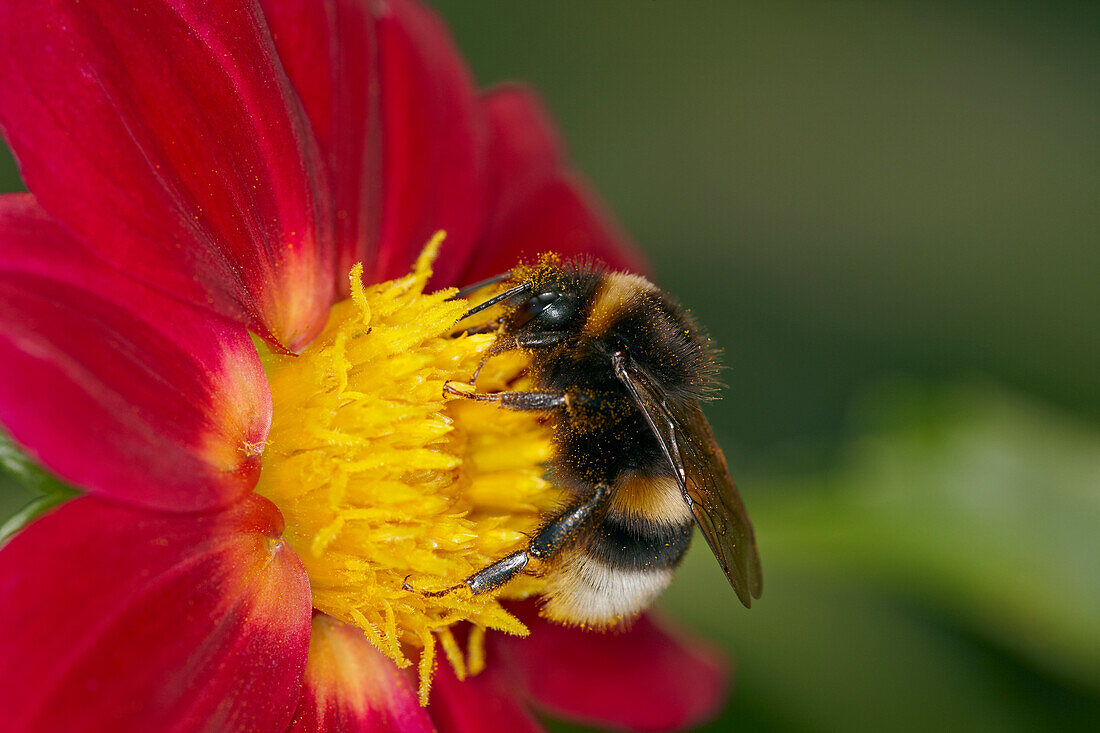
[254,234,561,704]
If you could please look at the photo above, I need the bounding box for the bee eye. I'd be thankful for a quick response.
[527,292,559,314]
[514,291,577,329]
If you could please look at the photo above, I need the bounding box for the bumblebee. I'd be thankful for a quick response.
[419,256,762,626]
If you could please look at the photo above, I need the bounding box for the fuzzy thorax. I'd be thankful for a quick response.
[254,235,561,703]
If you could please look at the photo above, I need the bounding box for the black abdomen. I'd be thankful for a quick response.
[586,513,694,572]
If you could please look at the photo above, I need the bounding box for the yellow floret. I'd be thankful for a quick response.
[255,234,561,703]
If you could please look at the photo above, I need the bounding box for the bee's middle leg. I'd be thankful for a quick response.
[407,483,611,597]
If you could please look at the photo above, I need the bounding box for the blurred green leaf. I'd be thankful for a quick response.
[0,427,78,497]
[662,382,1100,732]
[0,492,74,546]
[761,382,1100,690]
[0,428,79,542]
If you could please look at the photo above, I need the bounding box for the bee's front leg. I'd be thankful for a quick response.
[497,331,571,351]
[443,382,584,412]
[466,330,570,383]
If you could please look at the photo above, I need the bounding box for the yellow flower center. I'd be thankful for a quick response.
[254,234,561,703]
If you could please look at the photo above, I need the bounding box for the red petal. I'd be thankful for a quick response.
[0,0,334,351]
[289,614,434,733]
[478,85,566,231]
[496,603,728,732]
[0,495,311,733]
[371,0,488,287]
[261,0,380,295]
[462,86,649,283]
[0,195,271,512]
[430,658,544,733]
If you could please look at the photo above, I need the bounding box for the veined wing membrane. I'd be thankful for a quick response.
[612,352,763,607]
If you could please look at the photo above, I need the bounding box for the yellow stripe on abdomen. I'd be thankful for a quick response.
[609,472,693,526]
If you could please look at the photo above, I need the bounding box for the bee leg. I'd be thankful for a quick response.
[500,331,571,350]
[451,316,505,337]
[528,482,612,561]
[468,330,570,383]
[443,383,576,411]
[406,484,612,597]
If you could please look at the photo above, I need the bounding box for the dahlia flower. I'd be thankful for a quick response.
[0,1,726,730]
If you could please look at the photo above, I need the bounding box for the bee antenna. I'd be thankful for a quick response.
[448,271,514,301]
[461,282,531,319]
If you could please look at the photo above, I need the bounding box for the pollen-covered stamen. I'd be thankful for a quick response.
[254,234,561,704]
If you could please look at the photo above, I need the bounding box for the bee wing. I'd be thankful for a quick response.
[613,354,763,608]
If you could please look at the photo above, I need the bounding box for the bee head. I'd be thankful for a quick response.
[460,256,601,336]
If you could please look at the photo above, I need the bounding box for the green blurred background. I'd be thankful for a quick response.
[1,1,1097,731]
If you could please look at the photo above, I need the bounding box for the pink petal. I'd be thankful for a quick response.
[0,195,271,512]
[430,658,544,733]
[0,495,312,733]
[289,614,434,733]
[496,603,728,732]
[261,0,380,295]
[0,0,334,351]
[371,0,488,287]
[461,86,649,284]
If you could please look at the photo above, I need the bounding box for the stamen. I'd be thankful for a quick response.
[467,625,487,676]
[436,625,466,681]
